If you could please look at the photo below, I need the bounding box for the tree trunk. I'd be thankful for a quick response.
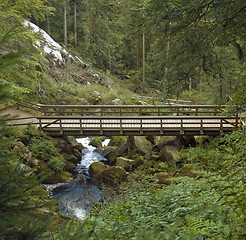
[74,0,77,45]
[63,0,67,47]
[142,15,145,84]
[46,14,50,36]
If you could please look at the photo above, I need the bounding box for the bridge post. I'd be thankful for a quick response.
[127,136,136,158]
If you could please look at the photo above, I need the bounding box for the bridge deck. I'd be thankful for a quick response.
[38,116,237,137]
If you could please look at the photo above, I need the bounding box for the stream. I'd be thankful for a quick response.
[45,137,110,219]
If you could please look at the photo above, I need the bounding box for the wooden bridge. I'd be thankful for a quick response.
[31,104,239,137]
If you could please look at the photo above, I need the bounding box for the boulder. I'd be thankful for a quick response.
[155,136,177,150]
[64,161,75,173]
[43,171,73,184]
[101,166,127,187]
[69,139,84,151]
[117,143,128,156]
[178,135,197,148]
[89,162,109,187]
[159,145,181,163]
[109,136,126,147]
[62,153,81,165]
[135,136,153,157]
[116,157,143,171]
[73,149,82,161]
[102,146,119,165]
[89,136,107,148]
[116,157,135,171]
[89,162,109,177]
[53,137,73,154]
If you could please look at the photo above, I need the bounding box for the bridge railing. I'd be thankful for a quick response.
[38,104,228,117]
[37,115,238,136]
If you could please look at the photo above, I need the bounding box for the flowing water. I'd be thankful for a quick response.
[45,137,110,219]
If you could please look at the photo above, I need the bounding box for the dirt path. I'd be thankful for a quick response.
[0,107,38,127]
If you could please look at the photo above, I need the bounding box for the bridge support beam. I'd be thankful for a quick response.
[127,136,136,158]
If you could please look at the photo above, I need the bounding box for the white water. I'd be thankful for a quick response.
[46,137,110,219]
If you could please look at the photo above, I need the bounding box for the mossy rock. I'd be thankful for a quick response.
[73,149,82,161]
[43,171,73,184]
[101,166,127,187]
[89,162,109,177]
[53,137,73,154]
[109,136,126,147]
[116,157,135,171]
[89,162,109,186]
[64,161,75,173]
[103,146,119,165]
[89,136,107,148]
[62,153,81,164]
[116,156,143,171]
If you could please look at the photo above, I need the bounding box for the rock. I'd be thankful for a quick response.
[89,162,109,177]
[32,159,51,175]
[64,161,75,173]
[14,141,32,163]
[178,135,197,148]
[89,136,107,148]
[101,166,127,187]
[135,136,153,157]
[89,91,101,104]
[53,137,73,154]
[102,146,119,165]
[109,136,126,147]
[69,139,84,151]
[155,136,177,150]
[62,153,81,164]
[159,145,181,163]
[116,157,135,171]
[115,157,143,171]
[112,98,121,105]
[117,143,128,156]
[154,172,172,185]
[43,171,73,184]
[89,162,109,186]
[73,149,82,161]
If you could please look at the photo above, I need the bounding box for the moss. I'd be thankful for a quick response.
[89,136,108,148]
[109,136,126,147]
[43,171,72,184]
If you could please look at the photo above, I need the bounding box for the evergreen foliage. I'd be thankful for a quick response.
[0,121,51,239]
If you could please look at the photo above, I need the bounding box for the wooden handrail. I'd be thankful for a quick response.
[38,104,228,116]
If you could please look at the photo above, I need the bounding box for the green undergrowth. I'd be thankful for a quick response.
[55,130,246,240]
